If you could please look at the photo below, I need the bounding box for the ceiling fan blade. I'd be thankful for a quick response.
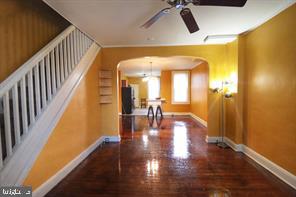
[192,0,247,7]
[180,8,199,34]
[141,7,171,29]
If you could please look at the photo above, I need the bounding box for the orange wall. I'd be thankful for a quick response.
[101,45,227,137]
[190,62,209,121]
[224,40,243,144]
[242,4,296,174]
[23,52,102,190]
[0,0,69,82]
[160,70,190,112]
[127,77,148,99]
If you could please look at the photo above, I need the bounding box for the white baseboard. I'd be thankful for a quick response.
[205,136,221,143]
[189,113,207,127]
[163,112,190,116]
[224,137,243,152]
[209,136,296,190]
[33,135,120,197]
[104,136,121,143]
[241,145,296,190]
[119,111,208,130]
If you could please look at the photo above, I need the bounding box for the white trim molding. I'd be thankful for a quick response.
[163,112,190,116]
[171,71,190,105]
[241,145,296,190]
[189,113,207,127]
[33,135,120,197]
[224,137,243,152]
[207,136,296,190]
[0,43,101,186]
[205,136,221,143]
[104,136,121,143]
[33,136,105,197]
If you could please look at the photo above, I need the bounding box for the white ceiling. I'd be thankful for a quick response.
[118,56,203,77]
[44,0,295,47]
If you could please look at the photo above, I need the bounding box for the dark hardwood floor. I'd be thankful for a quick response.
[46,115,296,196]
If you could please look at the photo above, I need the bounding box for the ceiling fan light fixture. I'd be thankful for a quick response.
[204,35,237,44]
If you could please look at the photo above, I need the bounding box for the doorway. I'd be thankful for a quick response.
[129,84,139,108]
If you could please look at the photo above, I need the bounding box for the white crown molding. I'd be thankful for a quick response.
[0,43,101,186]
[242,0,296,34]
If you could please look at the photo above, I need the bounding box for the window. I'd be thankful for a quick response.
[172,71,190,104]
[148,77,160,100]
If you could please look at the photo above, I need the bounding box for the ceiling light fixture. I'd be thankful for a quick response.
[204,35,237,44]
[143,62,158,82]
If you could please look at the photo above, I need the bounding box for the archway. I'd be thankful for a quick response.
[116,56,210,137]
[100,45,229,141]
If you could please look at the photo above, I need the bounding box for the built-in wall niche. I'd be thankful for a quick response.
[99,70,112,104]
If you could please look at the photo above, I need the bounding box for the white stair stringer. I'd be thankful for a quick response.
[0,43,100,186]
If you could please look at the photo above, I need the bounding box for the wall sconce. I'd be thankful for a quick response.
[223,81,233,99]
[224,92,233,98]
[210,80,223,93]
[210,81,233,98]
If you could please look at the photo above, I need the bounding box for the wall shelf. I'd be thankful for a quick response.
[99,70,112,104]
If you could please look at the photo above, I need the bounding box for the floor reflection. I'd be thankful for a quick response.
[148,116,163,128]
[120,115,164,139]
[146,159,159,177]
[142,135,148,148]
[173,122,189,159]
[47,115,296,196]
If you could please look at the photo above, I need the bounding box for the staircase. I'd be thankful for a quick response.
[0,25,100,185]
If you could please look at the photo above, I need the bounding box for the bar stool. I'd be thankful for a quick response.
[155,105,163,118]
[147,105,154,117]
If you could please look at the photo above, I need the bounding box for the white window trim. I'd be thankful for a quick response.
[171,71,190,105]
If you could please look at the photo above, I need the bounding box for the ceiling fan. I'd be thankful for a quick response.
[141,0,248,34]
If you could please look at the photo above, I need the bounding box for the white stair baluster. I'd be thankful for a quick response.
[63,39,68,79]
[55,46,61,89]
[51,51,57,95]
[12,84,21,145]
[28,71,35,125]
[40,59,47,109]
[67,35,71,73]
[59,43,65,83]
[80,31,83,59]
[3,92,12,157]
[70,32,75,70]
[34,65,41,116]
[82,33,85,53]
[77,30,81,60]
[20,77,28,134]
[46,55,52,101]
[85,34,88,51]
[75,30,79,65]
